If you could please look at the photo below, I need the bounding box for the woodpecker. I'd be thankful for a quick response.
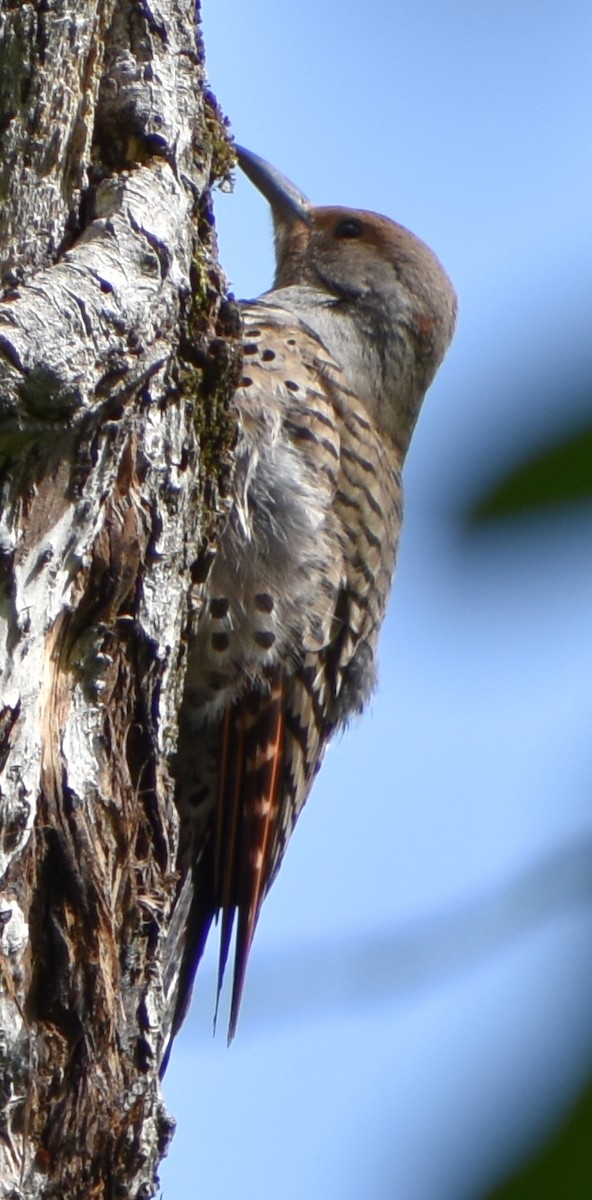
[175,146,456,1042]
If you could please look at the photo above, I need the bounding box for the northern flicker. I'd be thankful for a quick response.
[174,146,457,1043]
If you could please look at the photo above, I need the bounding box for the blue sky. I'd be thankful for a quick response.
[161,3,592,1196]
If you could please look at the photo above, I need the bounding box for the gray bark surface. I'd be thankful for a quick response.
[0,2,239,1195]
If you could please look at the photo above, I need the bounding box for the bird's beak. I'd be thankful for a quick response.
[235,145,312,227]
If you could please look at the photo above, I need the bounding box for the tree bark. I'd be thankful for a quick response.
[0,2,239,1195]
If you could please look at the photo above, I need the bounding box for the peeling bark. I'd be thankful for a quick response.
[0,3,240,1195]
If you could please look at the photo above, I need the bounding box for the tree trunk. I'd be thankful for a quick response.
[0,2,239,1194]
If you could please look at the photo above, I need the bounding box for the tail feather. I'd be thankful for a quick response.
[174,658,328,1045]
[214,705,245,1028]
[215,665,285,1042]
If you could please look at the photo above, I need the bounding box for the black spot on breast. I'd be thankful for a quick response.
[211,631,230,652]
[210,596,229,618]
[285,380,299,391]
[261,348,276,361]
[254,592,274,613]
[241,376,254,388]
[254,630,275,649]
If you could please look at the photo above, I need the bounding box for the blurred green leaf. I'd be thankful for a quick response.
[468,427,592,524]
[485,1079,592,1199]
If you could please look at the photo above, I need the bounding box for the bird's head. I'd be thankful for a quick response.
[235,145,457,454]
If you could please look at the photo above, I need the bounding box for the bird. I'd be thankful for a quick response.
[173,145,457,1044]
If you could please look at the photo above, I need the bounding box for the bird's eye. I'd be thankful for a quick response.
[334,218,364,239]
